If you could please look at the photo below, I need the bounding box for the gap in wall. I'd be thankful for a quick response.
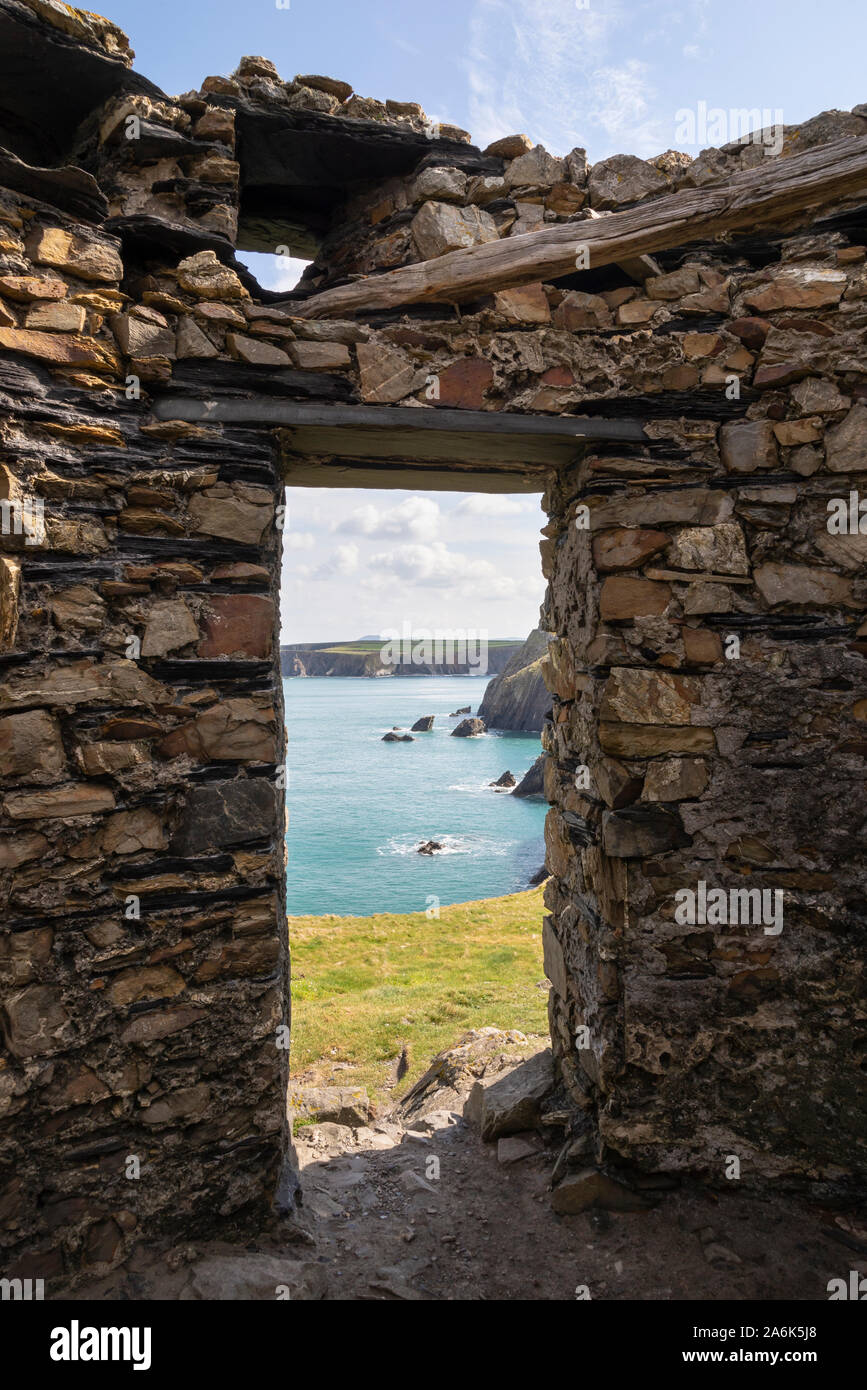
[280,483,550,1112]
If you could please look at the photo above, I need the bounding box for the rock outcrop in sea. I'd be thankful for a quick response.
[512,754,546,798]
[451,717,486,737]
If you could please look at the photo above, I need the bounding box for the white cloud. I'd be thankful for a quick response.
[336,496,440,542]
[280,487,546,641]
[236,251,310,293]
[284,531,315,550]
[366,540,525,600]
[315,543,359,578]
[466,0,712,160]
[467,0,627,155]
[387,33,423,58]
[587,59,664,155]
[453,494,525,517]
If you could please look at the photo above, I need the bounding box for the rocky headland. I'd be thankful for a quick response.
[477,630,551,732]
[282,642,521,678]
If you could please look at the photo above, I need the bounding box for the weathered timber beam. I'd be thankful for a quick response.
[585,207,662,281]
[279,458,550,493]
[152,398,646,441]
[292,135,867,317]
[153,399,646,492]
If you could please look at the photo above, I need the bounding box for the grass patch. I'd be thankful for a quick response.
[289,887,547,1106]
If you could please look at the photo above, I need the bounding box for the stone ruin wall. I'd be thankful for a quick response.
[0,1,865,1283]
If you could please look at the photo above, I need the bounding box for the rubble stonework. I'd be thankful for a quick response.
[0,0,865,1282]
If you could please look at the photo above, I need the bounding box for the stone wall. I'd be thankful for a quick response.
[0,291,290,1279]
[1,0,865,1283]
[540,405,866,1184]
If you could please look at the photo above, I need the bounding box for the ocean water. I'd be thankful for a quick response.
[284,676,547,916]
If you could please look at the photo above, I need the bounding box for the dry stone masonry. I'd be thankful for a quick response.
[0,0,865,1283]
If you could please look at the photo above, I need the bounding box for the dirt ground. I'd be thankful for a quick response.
[68,1030,866,1302]
[284,1115,864,1302]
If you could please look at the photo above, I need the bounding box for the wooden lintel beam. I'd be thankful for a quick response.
[292,135,867,318]
[585,206,662,281]
[153,398,647,489]
[279,458,550,493]
[152,397,647,442]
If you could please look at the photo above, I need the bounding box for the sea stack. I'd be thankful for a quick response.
[513,754,546,797]
[451,717,486,737]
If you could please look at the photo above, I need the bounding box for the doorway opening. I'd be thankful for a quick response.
[280,482,552,1121]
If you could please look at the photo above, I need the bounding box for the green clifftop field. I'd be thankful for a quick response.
[289,887,547,1105]
[281,639,522,678]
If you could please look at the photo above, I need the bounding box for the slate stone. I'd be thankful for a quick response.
[720,419,778,474]
[432,356,493,409]
[551,1168,651,1214]
[411,201,498,258]
[602,806,691,858]
[464,1048,554,1139]
[542,917,568,1000]
[588,154,668,209]
[825,404,867,472]
[172,779,278,855]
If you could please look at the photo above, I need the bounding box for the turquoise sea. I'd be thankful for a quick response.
[284,676,547,916]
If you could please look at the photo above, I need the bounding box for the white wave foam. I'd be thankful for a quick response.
[377,832,512,859]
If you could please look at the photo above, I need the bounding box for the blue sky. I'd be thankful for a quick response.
[110,0,867,296]
[104,0,865,163]
[99,0,866,641]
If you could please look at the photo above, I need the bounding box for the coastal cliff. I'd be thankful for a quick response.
[478,630,551,732]
[283,647,386,677]
[282,641,522,678]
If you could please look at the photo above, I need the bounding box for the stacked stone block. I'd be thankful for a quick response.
[0,0,865,1283]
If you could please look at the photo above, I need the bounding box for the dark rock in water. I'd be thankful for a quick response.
[449,706,471,717]
[411,715,435,732]
[528,865,550,886]
[382,731,414,742]
[513,753,546,798]
[417,840,444,855]
[451,717,485,737]
[490,770,517,788]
